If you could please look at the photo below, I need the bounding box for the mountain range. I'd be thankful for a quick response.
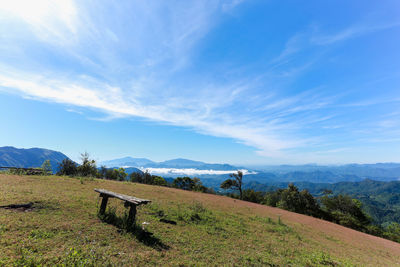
[1,146,400,184]
[100,156,238,171]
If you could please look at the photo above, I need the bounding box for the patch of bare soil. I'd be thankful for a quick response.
[0,202,34,212]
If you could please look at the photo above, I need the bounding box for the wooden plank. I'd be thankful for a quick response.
[94,189,151,206]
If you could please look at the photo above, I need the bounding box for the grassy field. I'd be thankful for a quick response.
[1,174,400,266]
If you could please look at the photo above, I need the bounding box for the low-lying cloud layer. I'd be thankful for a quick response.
[138,167,257,176]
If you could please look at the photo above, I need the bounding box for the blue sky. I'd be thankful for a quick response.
[0,0,399,164]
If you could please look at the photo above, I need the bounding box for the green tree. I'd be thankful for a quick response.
[99,165,108,178]
[116,168,127,181]
[152,175,167,186]
[321,194,371,231]
[77,152,97,177]
[41,160,52,175]
[192,177,208,192]
[242,189,264,203]
[264,184,322,217]
[129,171,144,183]
[220,171,243,200]
[129,171,167,186]
[384,223,400,242]
[173,177,195,190]
[57,159,78,176]
[143,170,153,184]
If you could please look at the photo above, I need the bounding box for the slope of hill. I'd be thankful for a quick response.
[0,146,70,172]
[1,174,400,266]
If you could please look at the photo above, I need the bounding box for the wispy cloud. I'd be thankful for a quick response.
[311,22,400,45]
[0,0,317,157]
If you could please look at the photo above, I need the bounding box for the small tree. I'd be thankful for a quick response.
[77,152,97,177]
[57,159,78,176]
[41,160,52,175]
[192,177,208,192]
[152,175,167,186]
[242,189,264,203]
[116,168,127,181]
[173,177,195,190]
[130,171,144,183]
[99,165,108,178]
[143,170,153,184]
[220,170,243,200]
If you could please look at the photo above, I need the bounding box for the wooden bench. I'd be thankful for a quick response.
[94,189,151,224]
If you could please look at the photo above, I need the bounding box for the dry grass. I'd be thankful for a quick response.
[0,174,399,266]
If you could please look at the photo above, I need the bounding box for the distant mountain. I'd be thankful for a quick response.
[158,158,205,168]
[0,146,70,172]
[101,156,238,171]
[154,158,238,170]
[100,157,155,168]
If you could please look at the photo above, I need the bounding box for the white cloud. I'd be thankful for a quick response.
[0,67,306,156]
[0,0,78,44]
[140,167,256,176]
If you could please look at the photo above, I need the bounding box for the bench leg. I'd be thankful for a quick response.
[128,204,137,226]
[99,196,109,215]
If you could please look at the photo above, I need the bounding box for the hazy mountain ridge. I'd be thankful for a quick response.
[256,163,400,179]
[100,157,155,168]
[100,157,239,171]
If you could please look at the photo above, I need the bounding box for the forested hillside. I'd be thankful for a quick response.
[245,179,400,226]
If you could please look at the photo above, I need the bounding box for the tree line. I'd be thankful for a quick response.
[56,153,216,193]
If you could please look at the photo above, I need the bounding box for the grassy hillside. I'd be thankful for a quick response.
[1,174,400,266]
